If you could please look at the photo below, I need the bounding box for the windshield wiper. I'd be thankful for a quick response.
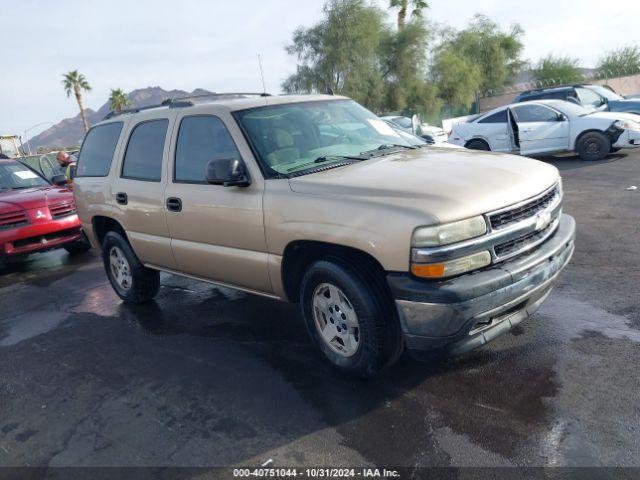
[359,143,419,158]
[286,155,364,172]
[377,143,419,150]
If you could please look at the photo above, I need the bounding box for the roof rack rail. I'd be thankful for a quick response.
[163,92,271,104]
[104,92,271,120]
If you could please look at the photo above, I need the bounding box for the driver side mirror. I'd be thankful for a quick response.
[205,158,250,187]
[557,113,568,122]
[51,174,68,186]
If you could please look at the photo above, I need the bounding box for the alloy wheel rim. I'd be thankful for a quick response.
[586,140,601,155]
[109,246,132,291]
[312,283,360,357]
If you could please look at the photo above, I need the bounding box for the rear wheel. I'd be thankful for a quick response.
[466,139,490,151]
[300,259,402,378]
[102,231,159,303]
[577,131,611,161]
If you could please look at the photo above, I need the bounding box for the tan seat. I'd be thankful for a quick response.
[266,129,300,165]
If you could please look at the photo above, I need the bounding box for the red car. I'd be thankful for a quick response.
[0,159,90,260]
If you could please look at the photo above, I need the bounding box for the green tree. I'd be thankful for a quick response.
[439,15,525,94]
[596,45,640,79]
[534,55,583,86]
[379,19,439,115]
[62,70,92,132]
[433,50,482,109]
[283,0,385,108]
[388,0,428,30]
[108,88,131,112]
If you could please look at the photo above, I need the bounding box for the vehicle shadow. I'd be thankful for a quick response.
[112,285,559,466]
[0,249,95,287]
[533,152,628,171]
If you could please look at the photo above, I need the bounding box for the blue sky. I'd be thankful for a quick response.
[2,0,639,138]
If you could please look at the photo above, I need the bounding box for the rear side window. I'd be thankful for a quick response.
[174,116,241,183]
[478,109,507,123]
[77,122,123,177]
[121,119,169,181]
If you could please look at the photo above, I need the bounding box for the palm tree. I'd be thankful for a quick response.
[389,0,428,30]
[62,70,92,132]
[108,88,131,112]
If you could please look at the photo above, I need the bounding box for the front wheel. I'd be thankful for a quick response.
[300,260,402,378]
[577,131,611,161]
[102,231,160,303]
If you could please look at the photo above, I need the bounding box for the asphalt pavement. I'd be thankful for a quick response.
[1,150,639,470]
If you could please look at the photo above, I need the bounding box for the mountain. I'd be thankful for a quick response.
[27,87,214,150]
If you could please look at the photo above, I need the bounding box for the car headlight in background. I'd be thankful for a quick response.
[412,216,487,247]
[613,119,640,131]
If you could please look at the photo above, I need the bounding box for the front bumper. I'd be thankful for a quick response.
[0,214,82,256]
[613,129,640,148]
[389,214,575,356]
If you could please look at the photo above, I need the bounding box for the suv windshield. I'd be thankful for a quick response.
[587,85,623,101]
[0,161,49,191]
[235,99,416,176]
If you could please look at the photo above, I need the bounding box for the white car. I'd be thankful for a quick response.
[449,99,640,161]
[381,115,449,144]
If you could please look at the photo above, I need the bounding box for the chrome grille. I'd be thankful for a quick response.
[489,185,559,230]
[49,201,77,219]
[0,210,28,230]
[494,221,556,258]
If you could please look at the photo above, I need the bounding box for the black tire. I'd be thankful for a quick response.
[466,139,490,151]
[64,233,92,255]
[577,131,611,161]
[102,231,160,303]
[300,259,403,378]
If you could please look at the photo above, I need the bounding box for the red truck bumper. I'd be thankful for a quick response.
[0,214,82,257]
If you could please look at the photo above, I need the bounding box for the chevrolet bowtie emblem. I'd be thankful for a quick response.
[535,211,552,231]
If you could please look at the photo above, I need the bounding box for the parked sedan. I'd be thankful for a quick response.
[381,115,449,144]
[0,159,89,261]
[449,99,640,161]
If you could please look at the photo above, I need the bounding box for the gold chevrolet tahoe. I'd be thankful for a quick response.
[73,93,575,378]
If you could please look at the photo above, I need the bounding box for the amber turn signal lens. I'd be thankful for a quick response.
[411,251,492,279]
[411,263,446,278]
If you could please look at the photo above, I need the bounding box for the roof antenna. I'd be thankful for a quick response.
[258,54,267,95]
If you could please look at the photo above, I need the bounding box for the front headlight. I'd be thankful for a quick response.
[614,119,640,131]
[412,216,487,247]
[411,251,492,279]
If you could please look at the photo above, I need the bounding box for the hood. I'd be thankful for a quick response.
[624,93,640,100]
[0,186,73,212]
[288,147,559,224]
[608,99,640,113]
[588,111,640,122]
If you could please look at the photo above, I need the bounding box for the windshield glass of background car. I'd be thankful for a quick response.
[392,117,413,129]
[577,87,606,108]
[589,85,623,101]
[551,101,590,117]
[235,100,413,175]
[0,162,49,190]
[0,138,20,158]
